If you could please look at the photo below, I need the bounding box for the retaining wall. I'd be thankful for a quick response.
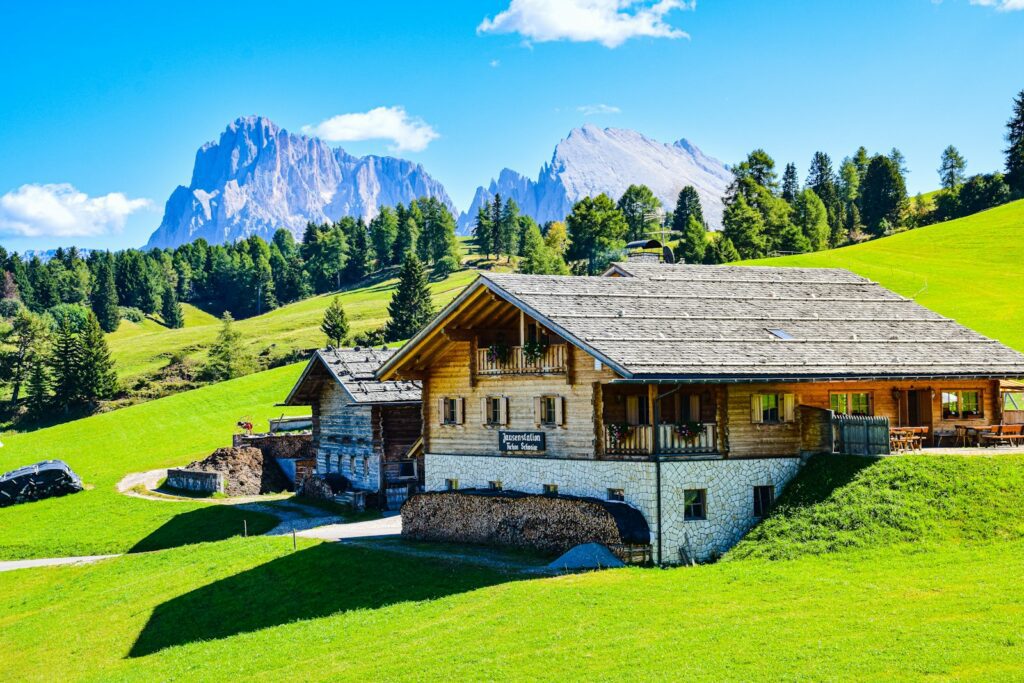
[166,468,224,495]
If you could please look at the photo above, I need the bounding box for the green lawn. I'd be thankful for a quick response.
[747,198,1024,352]
[108,268,479,384]
[0,364,306,559]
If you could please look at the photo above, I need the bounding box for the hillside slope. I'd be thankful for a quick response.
[727,454,1024,561]
[747,199,1024,352]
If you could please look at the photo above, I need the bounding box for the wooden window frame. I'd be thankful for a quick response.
[829,391,874,417]
[542,483,559,496]
[683,489,707,521]
[941,389,984,420]
[751,393,796,424]
[535,395,564,427]
[488,480,503,491]
[439,397,464,426]
[753,485,774,518]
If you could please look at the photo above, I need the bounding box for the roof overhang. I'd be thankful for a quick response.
[611,372,1024,385]
[376,274,633,381]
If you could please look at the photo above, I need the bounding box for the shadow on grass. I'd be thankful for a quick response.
[772,454,879,510]
[128,542,511,657]
[128,506,278,554]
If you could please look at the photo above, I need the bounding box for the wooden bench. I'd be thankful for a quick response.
[979,424,1024,447]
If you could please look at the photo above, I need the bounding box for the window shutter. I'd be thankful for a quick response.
[783,394,796,422]
[437,397,445,426]
[689,395,701,423]
[534,397,542,425]
[700,391,716,423]
[480,397,488,425]
[750,394,763,424]
[626,396,639,425]
[499,397,508,425]
[456,398,465,424]
[555,396,564,425]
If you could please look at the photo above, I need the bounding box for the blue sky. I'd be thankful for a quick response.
[0,0,1022,251]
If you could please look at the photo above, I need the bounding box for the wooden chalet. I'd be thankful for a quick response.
[375,264,1024,562]
[285,347,423,509]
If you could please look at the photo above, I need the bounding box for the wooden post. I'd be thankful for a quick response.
[717,385,728,457]
[421,379,431,454]
[469,336,478,388]
[519,310,526,346]
[594,382,605,459]
[565,344,575,385]
[648,384,657,455]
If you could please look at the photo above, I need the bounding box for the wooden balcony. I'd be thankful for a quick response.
[477,344,568,376]
[604,423,718,457]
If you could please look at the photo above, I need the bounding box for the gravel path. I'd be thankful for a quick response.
[0,555,119,573]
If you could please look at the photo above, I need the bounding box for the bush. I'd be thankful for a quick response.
[353,326,387,347]
[119,306,145,323]
[433,255,460,279]
[47,303,91,333]
[0,298,25,319]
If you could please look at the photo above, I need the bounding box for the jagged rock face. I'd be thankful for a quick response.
[146,116,458,248]
[457,124,732,234]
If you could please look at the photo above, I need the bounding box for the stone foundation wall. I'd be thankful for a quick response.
[425,454,802,563]
[166,468,224,494]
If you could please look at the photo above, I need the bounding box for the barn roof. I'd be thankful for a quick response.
[378,266,1024,383]
[285,347,421,406]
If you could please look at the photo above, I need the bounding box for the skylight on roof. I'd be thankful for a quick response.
[767,328,795,341]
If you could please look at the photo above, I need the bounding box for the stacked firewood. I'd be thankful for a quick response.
[401,491,628,556]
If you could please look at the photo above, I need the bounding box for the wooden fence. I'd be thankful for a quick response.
[832,414,890,456]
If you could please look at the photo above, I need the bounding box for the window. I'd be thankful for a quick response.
[830,392,873,416]
[1005,392,1024,411]
[684,489,706,521]
[751,393,795,424]
[445,478,459,491]
[440,397,464,425]
[488,480,503,491]
[767,328,795,340]
[626,395,650,425]
[753,485,774,517]
[607,488,625,502]
[942,390,983,419]
[481,396,507,426]
[542,483,558,496]
[536,395,563,426]
[361,456,369,477]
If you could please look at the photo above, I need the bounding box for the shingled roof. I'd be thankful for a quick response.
[285,347,421,406]
[379,266,1024,383]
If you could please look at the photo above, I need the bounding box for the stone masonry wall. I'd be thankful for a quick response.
[166,468,224,495]
[425,454,802,563]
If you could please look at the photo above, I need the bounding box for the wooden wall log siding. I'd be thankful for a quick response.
[426,341,616,459]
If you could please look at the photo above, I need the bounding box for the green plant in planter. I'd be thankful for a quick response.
[486,341,511,364]
[607,422,634,444]
[522,339,549,365]
[672,420,703,441]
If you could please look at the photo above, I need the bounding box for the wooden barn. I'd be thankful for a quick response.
[377,263,1024,563]
[284,347,423,509]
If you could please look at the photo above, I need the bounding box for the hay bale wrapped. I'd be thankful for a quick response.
[401,490,650,559]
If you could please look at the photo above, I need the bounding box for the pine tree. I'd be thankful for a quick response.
[91,255,120,333]
[792,189,830,251]
[564,194,629,275]
[860,155,908,236]
[675,215,708,264]
[342,218,372,283]
[205,312,251,380]
[1005,89,1024,196]
[1,310,47,406]
[781,163,800,203]
[384,254,435,342]
[75,312,117,403]
[706,236,740,264]
[721,194,767,259]
[49,316,81,413]
[369,207,399,267]
[938,145,967,191]
[497,197,519,260]
[321,296,349,347]
[161,286,185,329]
[617,184,661,241]
[519,223,569,275]
[671,186,705,239]
[393,215,419,263]
[25,356,50,418]
[473,205,495,259]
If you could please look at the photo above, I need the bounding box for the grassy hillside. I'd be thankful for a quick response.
[728,454,1024,561]
[2,515,1022,679]
[108,268,479,384]
[0,363,304,559]
[747,198,1024,352]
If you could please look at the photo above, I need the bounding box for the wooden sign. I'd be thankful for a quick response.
[499,431,546,453]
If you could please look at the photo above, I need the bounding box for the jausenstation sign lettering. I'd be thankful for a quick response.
[498,431,546,453]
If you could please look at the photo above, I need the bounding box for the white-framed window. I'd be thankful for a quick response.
[534,395,564,426]
[684,489,707,521]
[480,396,508,426]
[830,392,873,416]
[942,389,983,419]
[750,393,795,424]
[438,397,465,425]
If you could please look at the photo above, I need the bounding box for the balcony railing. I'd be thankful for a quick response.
[477,344,568,375]
[657,423,717,454]
[604,423,718,456]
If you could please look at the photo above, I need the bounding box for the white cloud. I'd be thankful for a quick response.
[478,0,691,49]
[489,59,501,67]
[0,183,150,238]
[970,0,1024,10]
[302,106,439,152]
[577,103,622,115]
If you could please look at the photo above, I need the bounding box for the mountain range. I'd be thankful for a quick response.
[146,117,732,249]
